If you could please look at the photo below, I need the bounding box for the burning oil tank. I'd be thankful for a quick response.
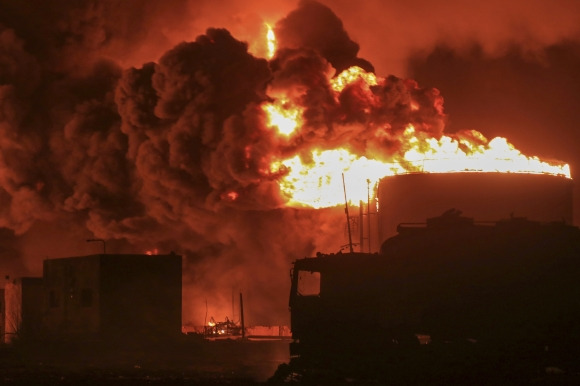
[377,172,573,241]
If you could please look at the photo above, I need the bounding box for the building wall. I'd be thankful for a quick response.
[99,254,182,339]
[43,254,182,340]
[43,255,101,337]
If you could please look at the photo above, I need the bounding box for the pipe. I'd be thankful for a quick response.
[240,292,245,339]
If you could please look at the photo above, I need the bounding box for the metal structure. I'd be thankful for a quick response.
[203,316,243,338]
[377,173,573,241]
[279,211,580,382]
[203,293,246,340]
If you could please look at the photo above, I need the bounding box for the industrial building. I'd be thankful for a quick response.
[2,253,182,343]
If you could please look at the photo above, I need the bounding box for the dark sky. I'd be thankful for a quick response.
[0,0,578,326]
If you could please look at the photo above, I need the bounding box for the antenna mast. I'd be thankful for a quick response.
[342,173,354,253]
[367,179,371,253]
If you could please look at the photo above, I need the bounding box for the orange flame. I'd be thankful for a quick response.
[263,97,304,136]
[264,66,570,208]
[265,23,276,59]
[256,28,570,209]
[330,66,378,93]
[272,149,399,208]
[261,23,302,137]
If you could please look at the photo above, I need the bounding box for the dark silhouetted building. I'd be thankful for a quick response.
[3,277,44,343]
[288,213,580,380]
[0,288,4,343]
[43,253,182,341]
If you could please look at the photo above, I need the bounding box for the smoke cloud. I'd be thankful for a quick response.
[0,0,578,326]
[316,0,580,76]
[274,0,373,74]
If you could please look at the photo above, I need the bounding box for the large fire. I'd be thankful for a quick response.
[1,0,575,329]
[261,57,570,208]
[263,97,303,136]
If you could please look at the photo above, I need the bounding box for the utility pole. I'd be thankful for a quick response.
[367,179,372,253]
[342,173,354,253]
[239,293,245,339]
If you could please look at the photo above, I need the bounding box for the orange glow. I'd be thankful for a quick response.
[263,97,303,136]
[145,248,159,255]
[401,126,570,176]
[264,66,571,209]
[273,149,402,208]
[265,23,276,59]
[227,191,239,201]
[330,66,378,92]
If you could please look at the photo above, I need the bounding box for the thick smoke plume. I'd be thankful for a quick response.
[0,0,578,326]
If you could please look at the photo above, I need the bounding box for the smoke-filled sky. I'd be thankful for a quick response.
[0,0,579,326]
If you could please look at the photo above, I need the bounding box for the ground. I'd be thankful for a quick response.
[0,336,289,385]
[2,336,580,385]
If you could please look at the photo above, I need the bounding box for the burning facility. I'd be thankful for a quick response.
[0,0,577,341]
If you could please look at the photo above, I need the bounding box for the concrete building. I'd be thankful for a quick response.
[42,253,182,341]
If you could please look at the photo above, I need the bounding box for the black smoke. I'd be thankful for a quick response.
[0,0,540,326]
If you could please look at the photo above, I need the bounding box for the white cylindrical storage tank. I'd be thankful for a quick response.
[377,172,573,242]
